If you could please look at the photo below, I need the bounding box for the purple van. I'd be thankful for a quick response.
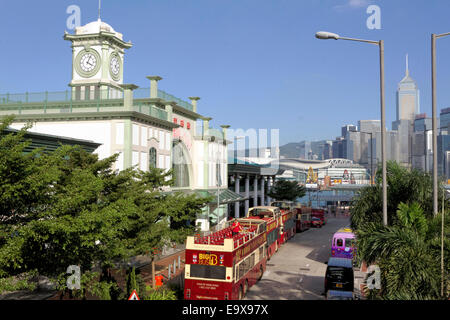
[331,228,356,260]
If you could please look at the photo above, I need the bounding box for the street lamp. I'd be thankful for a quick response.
[316,31,387,226]
[432,32,450,216]
[360,131,374,185]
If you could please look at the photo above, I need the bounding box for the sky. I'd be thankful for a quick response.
[1,0,450,145]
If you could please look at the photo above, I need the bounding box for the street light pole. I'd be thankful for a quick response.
[315,32,387,225]
[431,31,450,216]
[379,40,387,226]
[432,33,438,216]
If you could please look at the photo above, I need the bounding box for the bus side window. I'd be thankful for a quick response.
[336,238,343,247]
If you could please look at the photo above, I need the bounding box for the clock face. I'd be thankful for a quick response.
[110,56,120,75]
[80,53,98,73]
[75,49,101,77]
[109,53,122,81]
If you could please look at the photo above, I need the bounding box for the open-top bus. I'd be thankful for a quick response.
[184,218,267,300]
[269,201,296,244]
[312,207,327,225]
[293,206,311,232]
[246,206,281,259]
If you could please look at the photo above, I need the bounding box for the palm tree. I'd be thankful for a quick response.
[357,203,449,300]
[350,162,450,300]
[351,161,437,230]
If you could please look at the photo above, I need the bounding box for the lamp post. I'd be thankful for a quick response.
[361,131,374,185]
[432,32,450,216]
[315,31,387,226]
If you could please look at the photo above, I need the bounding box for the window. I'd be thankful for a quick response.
[141,127,147,146]
[149,148,157,169]
[336,239,344,247]
[190,265,226,280]
[159,131,165,150]
[345,238,355,248]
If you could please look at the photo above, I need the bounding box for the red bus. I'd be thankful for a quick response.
[269,201,296,244]
[293,206,311,232]
[312,208,327,225]
[184,219,267,300]
[246,206,281,259]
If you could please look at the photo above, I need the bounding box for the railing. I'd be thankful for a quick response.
[0,89,124,104]
[157,89,193,111]
[0,99,168,122]
[1,88,194,112]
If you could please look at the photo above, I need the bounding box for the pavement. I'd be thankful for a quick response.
[245,214,365,300]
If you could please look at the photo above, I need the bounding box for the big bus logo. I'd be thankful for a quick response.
[199,253,218,265]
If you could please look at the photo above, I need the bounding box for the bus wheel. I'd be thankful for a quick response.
[244,280,249,295]
[258,265,264,280]
[239,285,244,300]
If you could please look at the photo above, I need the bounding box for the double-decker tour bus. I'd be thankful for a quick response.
[269,201,296,244]
[184,218,267,300]
[246,206,281,259]
[312,207,327,225]
[293,205,311,232]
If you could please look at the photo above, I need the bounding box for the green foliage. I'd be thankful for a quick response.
[351,163,450,300]
[142,285,177,300]
[126,267,137,297]
[0,272,38,294]
[351,161,438,230]
[267,180,306,202]
[396,202,428,237]
[0,116,210,298]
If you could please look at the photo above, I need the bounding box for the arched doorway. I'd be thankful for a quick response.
[172,140,193,188]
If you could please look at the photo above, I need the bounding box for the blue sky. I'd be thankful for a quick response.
[1,0,450,145]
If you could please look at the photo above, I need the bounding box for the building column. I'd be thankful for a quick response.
[120,84,139,111]
[189,97,200,113]
[266,176,272,204]
[260,177,265,206]
[254,175,258,207]
[245,174,250,214]
[147,76,163,98]
[235,174,240,218]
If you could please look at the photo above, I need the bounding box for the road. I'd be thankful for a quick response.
[244,216,360,300]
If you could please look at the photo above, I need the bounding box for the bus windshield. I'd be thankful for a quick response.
[272,202,290,210]
[249,209,273,218]
[345,238,355,248]
[190,264,227,280]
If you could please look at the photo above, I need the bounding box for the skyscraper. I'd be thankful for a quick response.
[392,55,420,168]
[396,54,420,122]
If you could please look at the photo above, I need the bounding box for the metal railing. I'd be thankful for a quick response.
[1,88,194,112]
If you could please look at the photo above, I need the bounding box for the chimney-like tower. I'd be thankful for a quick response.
[189,97,200,113]
[147,76,163,98]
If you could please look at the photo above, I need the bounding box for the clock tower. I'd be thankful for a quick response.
[64,18,132,100]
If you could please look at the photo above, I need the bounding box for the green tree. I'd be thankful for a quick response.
[0,116,210,298]
[350,162,450,299]
[267,180,306,202]
[351,161,437,230]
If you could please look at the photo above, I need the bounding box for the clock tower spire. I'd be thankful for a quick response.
[64,14,132,101]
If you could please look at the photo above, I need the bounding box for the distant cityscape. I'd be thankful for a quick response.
[278,55,450,182]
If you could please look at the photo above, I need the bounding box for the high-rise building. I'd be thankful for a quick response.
[391,55,420,168]
[440,107,450,134]
[396,54,420,122]
[341,124,357,138]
